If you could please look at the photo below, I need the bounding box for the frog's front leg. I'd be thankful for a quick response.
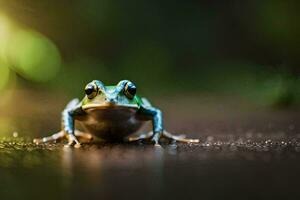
[33,99,89,148]
[61,99,82,147]
[138,106,163,146]
[136,106,199,145]
[33,130,92,145]
[33,131,65,144]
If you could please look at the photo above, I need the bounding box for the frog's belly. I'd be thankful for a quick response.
[77,108,144,140]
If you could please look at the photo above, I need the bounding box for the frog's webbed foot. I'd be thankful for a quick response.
[33,130,93,147]
[127,131,199,145]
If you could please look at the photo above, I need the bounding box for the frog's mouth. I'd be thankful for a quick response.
[82,103,139,111]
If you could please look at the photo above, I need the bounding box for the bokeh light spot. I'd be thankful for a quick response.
[7,30,61,82]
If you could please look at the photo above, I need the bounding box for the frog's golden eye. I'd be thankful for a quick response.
[85,83,98,99]
[124,82,136,99]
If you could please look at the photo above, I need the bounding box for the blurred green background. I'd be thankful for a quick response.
[0,0,299,136]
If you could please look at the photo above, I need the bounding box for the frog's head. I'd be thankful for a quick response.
[81,80,141,111]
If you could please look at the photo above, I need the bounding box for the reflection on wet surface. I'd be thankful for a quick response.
[1,96,300,199]
[1,134,300,200]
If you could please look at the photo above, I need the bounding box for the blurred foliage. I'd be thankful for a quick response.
[7,30,61,82]
[0,0,299,107]
[0,13,61,90]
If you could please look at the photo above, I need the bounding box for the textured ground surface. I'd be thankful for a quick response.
[1,133,300,200]
[0,95,300,200]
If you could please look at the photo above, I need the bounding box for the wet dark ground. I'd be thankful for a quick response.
[1,134,300,200]
[1,95,300,200]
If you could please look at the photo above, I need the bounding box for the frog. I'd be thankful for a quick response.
[33,80,199,147]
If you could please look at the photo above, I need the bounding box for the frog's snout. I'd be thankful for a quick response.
[105,97,117,104]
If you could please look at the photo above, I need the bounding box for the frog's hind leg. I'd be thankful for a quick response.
[33,131,65,144]
[74,130,93,141]
[33,130,93,145]
[126,132,153,142]
[126,131,199,144]
[33,98,87,147]
[162,131,199,143]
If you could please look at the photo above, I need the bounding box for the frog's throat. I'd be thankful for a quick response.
[82,103,139,111]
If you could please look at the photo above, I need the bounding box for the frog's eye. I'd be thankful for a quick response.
[124,82,136,99]
[85,83,98,99]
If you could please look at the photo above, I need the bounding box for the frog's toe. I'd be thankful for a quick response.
[64,138,81,148]
[67,134,81,146]
[136,134,161,146]
[150,134,160,145]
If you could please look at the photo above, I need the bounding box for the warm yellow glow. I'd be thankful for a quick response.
[7,30,61,82]
[0,14,13,63]
[0,14,11,40]
[0,13,61,83]
[0,14,12,91]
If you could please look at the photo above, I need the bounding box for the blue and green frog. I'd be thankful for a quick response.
[34,80,199,147]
